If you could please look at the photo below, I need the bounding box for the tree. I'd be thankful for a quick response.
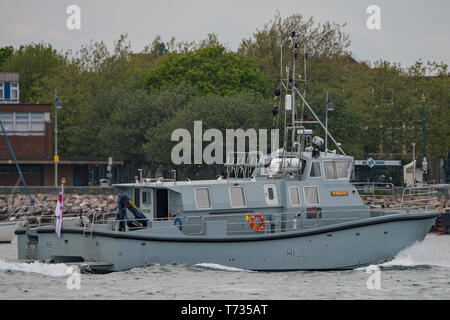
[143,91,273,177]
[70,83,199,163]
[146,45,268,96]
[17,34,159,159]
[238,11,350,92]
[0,43,66,103]
[0,46,13,68]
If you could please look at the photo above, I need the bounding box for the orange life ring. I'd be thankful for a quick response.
[250,213,265,231]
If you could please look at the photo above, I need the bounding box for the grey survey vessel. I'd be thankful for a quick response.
[15,33,438,272]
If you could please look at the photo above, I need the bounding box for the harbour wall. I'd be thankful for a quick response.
[0,186,122,219]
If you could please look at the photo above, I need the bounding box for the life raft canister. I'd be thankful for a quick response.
[250,213,265,231]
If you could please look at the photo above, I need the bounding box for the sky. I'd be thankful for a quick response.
[0,0,449,67]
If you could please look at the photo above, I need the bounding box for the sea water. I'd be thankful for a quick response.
[0,234,449,299]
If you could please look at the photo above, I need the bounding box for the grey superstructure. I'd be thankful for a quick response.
[15,33,438,272]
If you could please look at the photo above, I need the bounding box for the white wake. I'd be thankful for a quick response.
[194,263,253,272]
[360,234,450,270]
[0,259,71,277]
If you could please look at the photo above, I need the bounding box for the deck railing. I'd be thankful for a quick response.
[20,198,438,237]
[352,182,439,211]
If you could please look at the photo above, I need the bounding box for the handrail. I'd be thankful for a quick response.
[21,201,438,237]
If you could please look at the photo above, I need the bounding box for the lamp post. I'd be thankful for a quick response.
[54,89,62,187]
[421,94,427,183]
[409,93,428,184]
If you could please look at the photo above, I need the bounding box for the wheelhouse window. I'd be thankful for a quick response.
[309,162,321,177]
[229,186,246,207]
[0,83,3,99]
[289,187,301,206]
[323,160,351,179]
[195,187,211,208]
[335,160,351,179]
[304,186,319,205]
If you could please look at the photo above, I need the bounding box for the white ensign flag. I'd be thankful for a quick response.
[55,184,63,238]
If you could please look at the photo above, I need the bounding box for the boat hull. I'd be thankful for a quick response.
[15,213,437,272]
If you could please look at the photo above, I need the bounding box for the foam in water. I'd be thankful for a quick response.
[194,263,252,272]
[0,259,71,277]
[382,235,450,268]
[358,234,450,271]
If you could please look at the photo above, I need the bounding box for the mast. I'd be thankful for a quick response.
[279,31,346,158]
[291,31,296,149]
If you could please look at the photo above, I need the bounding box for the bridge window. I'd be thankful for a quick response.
[323,160,351,179]
[195,187,211,208]
[229,186,246,207]
[335,160,351,178]
[310,162,321,177]
[304,186,319,205]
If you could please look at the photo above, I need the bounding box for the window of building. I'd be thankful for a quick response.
[30,113,45,132]
[15,113,29,132]
[195,187,211,208]
[304,186,319,205]
[10,82,19,100]
[0,83,3,99]
[0,112,46,135]
[289,187,301,206]
[229,186,246,207]
[0,113,13,131]
[310,162,321,177]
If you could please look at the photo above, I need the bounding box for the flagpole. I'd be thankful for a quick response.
[55,179,64,238]
[54,89,58,187]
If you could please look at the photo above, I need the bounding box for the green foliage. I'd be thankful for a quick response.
[0,43,66,103]
[0,17,447,181]
[146,46,268,96]
[143,90,273,176]
[238,11,350,92]
[0,46,14,68]
[70,82,199,163]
